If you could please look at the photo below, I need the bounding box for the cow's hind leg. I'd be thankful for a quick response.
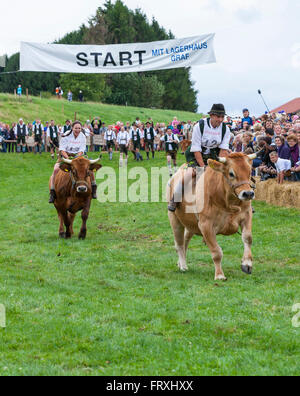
[200,223,226,281]
[78,200,91,240]
[168,212,188,272]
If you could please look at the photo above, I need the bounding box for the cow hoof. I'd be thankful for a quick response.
[59,232,66,239]
[78,232,86,240]
[241,265,252,275]
[215,275,227,281]
[65,233,72,239]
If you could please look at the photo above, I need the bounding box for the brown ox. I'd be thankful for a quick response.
[49,157,101,239]
[168,152,256,280]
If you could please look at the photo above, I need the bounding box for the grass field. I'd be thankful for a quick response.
[0,93,202,125]
[0,151,300,376]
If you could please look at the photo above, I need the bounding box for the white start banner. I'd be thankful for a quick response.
[20,34,216,74]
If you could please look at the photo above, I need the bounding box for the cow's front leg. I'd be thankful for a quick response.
[241,212,253,275]
[78,200,91,240]
[62,210,72,239]
[200,223,226,281]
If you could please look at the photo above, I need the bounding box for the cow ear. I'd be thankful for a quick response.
[207,159,225,173]
[89,164,102,172]
[59,163,72,172]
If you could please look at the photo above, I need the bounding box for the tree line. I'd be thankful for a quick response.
[0,0,198,112]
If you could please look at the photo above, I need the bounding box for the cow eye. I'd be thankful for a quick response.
[229,171,235,178]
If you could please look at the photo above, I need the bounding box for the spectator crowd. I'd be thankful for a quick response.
[1,108,300,183]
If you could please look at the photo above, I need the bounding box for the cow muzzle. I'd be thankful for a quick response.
[238,190,255,201]
[77,185,88,193]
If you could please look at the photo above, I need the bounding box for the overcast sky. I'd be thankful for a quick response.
[1,0,299,115]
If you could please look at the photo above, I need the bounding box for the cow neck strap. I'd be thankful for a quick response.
[225,178,256,198]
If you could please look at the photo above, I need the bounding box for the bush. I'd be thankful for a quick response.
[40,91,53,99]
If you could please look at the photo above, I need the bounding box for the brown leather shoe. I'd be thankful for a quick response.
[92,184,97,199]
[168,197,177,212]
[49,189,56,204]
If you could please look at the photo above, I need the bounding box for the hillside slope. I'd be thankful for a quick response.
[0,93,203,124]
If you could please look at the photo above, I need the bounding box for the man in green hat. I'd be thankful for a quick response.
[168,104,231,212]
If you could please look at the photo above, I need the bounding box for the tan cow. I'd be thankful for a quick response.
[168,152,256,281]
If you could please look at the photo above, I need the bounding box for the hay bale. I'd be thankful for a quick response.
[255,178,300,209]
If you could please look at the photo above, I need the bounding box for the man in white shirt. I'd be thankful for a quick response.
[144,122,157,160]
[15,118,28,154]
[169,104,230,212]
[47,120,60,160]
[269,151,291,184]
[33,119,44,155]
[104,126,116,161]
[161,127,180,177]
[130,124,144,161]
[117,127,130,167]
[49,121,94,203]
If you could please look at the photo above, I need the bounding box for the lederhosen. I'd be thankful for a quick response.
[106,131,115,150]
[185,119,227,167]
[145,128,155,151]
[34,124,43,144]
[17,124,27,145]
[49,126,59,149]
[131,130,141,150]
[119,133,128,155]
[165,134,178,160]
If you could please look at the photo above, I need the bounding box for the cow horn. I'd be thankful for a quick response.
[62,158,72,164]
[248,153,257,160]
[89,157,101,165]
[218,157,227,164]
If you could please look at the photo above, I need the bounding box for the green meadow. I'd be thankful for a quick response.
[0,151,299,376]
[0,93,202,125]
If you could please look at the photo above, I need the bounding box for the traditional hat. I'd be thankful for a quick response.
[208,104,226,116]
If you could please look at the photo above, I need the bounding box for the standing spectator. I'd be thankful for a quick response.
[47,120,60,160]
[67,90,73,102]
[117,126,130,167]
[55,87,59,98]
[104,126,116,160]
[92,121,101,152]
[15,118,28,153]
[7,124,17,153]
[242,109,253,127]
[58,87,63,99]
[63,120,72,134]
[33,119,44,154]
[78,90,84,102]
[17,84,22,97]
[0,123,9,152]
